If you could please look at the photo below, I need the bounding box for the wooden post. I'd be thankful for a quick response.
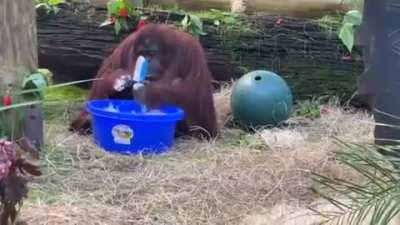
[0,0,42,148]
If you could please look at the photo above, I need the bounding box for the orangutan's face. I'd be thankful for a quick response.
[136,38,163,81]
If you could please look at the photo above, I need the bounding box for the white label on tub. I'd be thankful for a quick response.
[112,125,134,145]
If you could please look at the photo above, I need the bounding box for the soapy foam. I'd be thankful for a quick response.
[104,103,119,112]
[105,103,166,115]
[146,109,166,115]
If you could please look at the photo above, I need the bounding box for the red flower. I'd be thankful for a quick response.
[136,19,147,31]
[119,7,129,18]
[275,16,284,27]
[2,95,12,106]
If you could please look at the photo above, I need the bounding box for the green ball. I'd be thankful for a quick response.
[231,70,293,127]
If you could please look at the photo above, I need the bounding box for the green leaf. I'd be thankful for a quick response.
[311,139,400,225]
[179,13,206,37]
[115,0,126,9]
[53,6,60,14]
[214,20,221,26]
[337,9,363,53]
[37,68,53,85]
[197,30,207,36]
[22,73,47,90]
[120,19,129,31]
[343,10,362,26]
[106,0,114,16]
[181,14,189,28]
[114,19,122,35]
[107,0,124,16]
[190,15,203,29]
[21,73,48,100]
[223,17,237,24]
[339,23,355,52]
[48,0,65,6]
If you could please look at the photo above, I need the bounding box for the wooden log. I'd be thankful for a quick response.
[37,6,239,83]
[37,6,364,100]
[89,0,348,16]
[242,0,347,15]
[172,0,347,16]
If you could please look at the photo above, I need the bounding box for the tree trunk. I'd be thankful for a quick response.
[37,6,364,101]
[0,0,38,91]
[0,0,42,148]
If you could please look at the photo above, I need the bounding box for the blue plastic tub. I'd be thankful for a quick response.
[87,99,184,155]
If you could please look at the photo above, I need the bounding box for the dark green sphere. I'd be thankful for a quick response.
[231,70,293,127]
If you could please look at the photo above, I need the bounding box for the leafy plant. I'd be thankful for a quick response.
[181,13,206,38]
[0,69,97,224]
[0,138,42,225]
[100,0,142,35]
[197,9,253,34]
[312,139,400,225]
[0,68,72,140]
[294,98,322,120]
[0,70,48,224]
[206,9,239,27]
[35,0,67,14]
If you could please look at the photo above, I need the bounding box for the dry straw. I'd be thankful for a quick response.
[21,87,374,225]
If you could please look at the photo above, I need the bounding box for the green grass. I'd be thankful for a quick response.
[44,85,88,102]
[42,85,88,121]
[219,129,266,150]
[294,98,322,120]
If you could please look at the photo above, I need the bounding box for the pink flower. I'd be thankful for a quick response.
[136,19,147,31]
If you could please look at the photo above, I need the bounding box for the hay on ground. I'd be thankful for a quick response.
[21,88,375,225]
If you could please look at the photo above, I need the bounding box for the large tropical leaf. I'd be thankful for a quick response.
[312,139,400,225]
